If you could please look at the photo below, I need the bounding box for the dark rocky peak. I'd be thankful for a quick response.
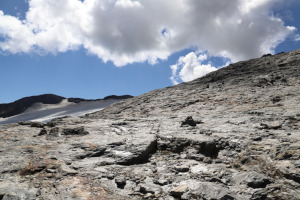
[0,94,65,118]
[103,95,133,100]
[68,95,133,103]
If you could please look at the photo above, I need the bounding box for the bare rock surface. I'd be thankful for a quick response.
[1,50,300,199]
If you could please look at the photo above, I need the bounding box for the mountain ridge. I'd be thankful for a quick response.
[0,94,133,118]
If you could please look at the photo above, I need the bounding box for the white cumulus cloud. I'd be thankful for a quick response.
[0,0,297,66]
[170,52,220,85]
[294,34,300,41]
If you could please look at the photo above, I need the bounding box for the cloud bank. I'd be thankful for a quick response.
[0,0,296,66]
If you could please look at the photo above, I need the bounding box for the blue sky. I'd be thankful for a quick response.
[0,0,299,103]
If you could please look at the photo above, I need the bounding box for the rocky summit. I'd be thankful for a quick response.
[0,49,300,200]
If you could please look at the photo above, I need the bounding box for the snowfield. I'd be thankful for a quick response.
[0,99,119,124]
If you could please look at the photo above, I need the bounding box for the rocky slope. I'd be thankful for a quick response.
[0,50,300,200]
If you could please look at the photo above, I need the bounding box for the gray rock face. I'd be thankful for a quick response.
[1,49,300,199]
[62,127,89,136]
[246,172,271,188]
